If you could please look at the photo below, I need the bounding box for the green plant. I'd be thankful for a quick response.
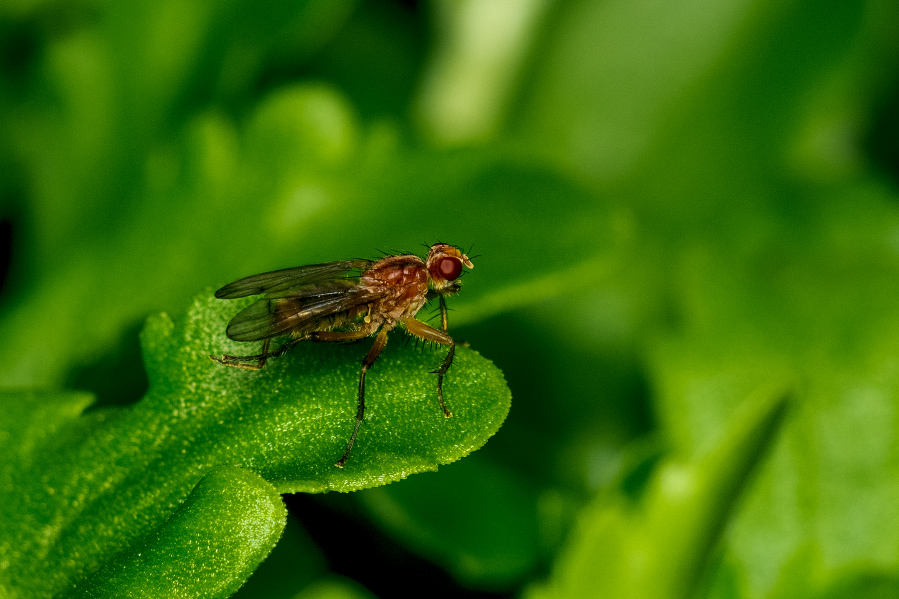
[2,0,899,597]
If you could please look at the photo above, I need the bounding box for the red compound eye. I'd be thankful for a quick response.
[438,257,463,281]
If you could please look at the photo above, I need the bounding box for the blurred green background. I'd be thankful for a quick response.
[2,0,899,597]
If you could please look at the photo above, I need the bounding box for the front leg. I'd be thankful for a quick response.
[402,317,455,418]
[439,294,449,331]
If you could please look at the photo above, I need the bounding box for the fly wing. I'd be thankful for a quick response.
[224,280,383,342]
[214,259,374,299]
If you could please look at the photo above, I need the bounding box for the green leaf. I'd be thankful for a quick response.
[63,467,286,599]
[153,291,513,491]
[231,515,327,599]
[291,578,378,599]
[525,382,789,599]
[637,179,899,598]
[0,390,94,473]
[517,0,869,184]
[0,292,510,597]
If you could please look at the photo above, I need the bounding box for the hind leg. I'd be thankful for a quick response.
[209,337,306,370]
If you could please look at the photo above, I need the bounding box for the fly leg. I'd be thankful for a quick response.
[335,327,389,468]
[439,295,449,331]
[402,318,455,418]
[438,292,468,348]
[210,335,314,370]
[210,322,379,371]
[433,344,455,418]
[211,338,274,370]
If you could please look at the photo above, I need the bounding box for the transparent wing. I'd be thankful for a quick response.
[225,281,383,342]
[214,259,374,299]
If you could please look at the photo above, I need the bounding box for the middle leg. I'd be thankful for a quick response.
[335,327,389,468]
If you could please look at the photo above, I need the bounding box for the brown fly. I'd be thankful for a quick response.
[210,243,474,467]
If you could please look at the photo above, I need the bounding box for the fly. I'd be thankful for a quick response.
[210,243,475,468]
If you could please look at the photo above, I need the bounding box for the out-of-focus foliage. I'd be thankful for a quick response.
[2,0,899,597]
[526,382,790,599]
